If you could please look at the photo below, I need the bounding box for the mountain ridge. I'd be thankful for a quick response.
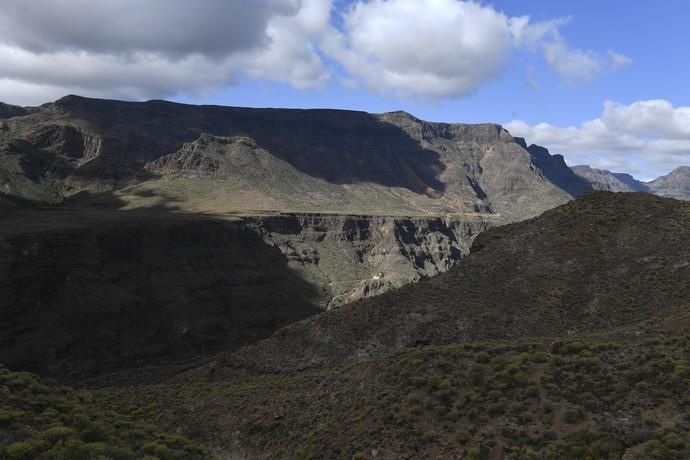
[0,94,573,219]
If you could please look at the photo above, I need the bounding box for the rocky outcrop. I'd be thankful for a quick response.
[524,143,592,197]
[207,192,690,376]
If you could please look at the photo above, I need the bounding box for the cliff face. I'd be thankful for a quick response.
[0,95,588,380]
[245,213,491,308]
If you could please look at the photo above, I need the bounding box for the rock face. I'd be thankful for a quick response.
[0,95,584,310]
[0,95,605,379]
[572,165,648,192]
[244,213,490,308]
[646,166,690,199]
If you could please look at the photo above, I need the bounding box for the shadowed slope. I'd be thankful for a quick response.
[207,192,690,375]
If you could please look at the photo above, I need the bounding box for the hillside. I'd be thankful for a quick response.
[0,366,211,459]
[0,95,588,359]
[98,323,690,459]
[205,192,690,374]
[91,192,690,459]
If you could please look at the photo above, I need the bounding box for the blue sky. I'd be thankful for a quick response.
[176,1,686,125]
[0,0,688,179]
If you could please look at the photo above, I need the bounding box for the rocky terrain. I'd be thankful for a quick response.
[516,139,593,198]
[94,192,690,459]
[2,96,690,458]
[197,192,690,375]
[0,96,577,379]
[0,205,492,382]
[0,207,324,381]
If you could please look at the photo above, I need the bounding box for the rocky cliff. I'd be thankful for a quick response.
[244,213,490,308]
[0,95,600,380]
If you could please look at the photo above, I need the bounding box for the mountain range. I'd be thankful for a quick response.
[1,96,689,459]
[572,164,690,199]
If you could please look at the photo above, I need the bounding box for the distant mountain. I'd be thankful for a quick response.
[572,164,690,200]
[647,166,690,199]
[0,95,575,220]
[571,164,649,192]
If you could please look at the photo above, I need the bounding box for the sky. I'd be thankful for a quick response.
[0,0,688,180]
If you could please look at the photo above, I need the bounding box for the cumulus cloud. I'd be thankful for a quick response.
[0,0,298,57]
[0,0,629,104]
[0,0,330,104]
[242,0,332,89]
[543,35,602,84]
[322,0,564,98]
[505,100,690,180]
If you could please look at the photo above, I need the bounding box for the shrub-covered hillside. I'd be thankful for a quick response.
[96,318,690,459]
[0,367,211,459]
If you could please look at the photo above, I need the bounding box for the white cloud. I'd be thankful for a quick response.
[241,0,332,89]
[322,0,566,99]
[0,0,299,57]
[609,50,633,71]
[543,35,602,84]
[602,100,690,139]
[0,45,237,102]
[510,16,570,49]
[506,99,690,180]
[0,0,330,104]
[0,1,629,104]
